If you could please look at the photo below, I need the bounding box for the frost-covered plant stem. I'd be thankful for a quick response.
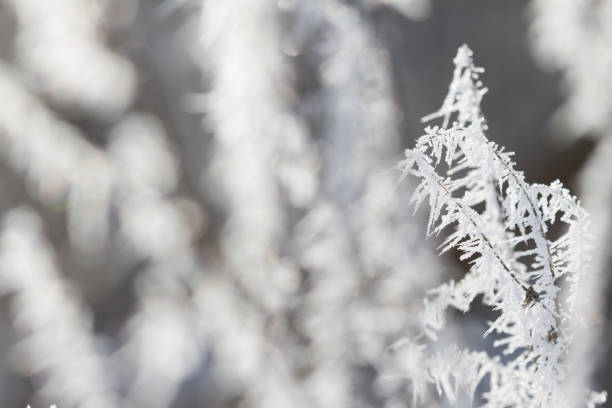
[398,45,605,407]
[0,209,119,408]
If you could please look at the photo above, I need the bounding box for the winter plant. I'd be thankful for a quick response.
[0,1,608,407]
[397,45,607,407]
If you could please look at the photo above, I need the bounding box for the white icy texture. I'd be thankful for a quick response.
[5,0,136,117]
[529,0,612,139]
[0,209,120,408]
[398,45,604,407]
